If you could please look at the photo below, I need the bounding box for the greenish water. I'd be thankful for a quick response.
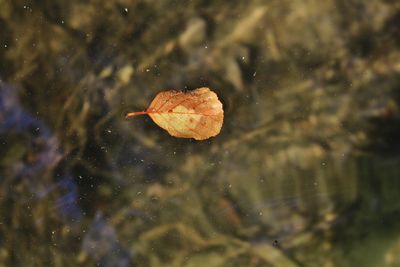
[1,0,400,266]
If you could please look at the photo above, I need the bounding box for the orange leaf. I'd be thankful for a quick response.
[126,87,224,140]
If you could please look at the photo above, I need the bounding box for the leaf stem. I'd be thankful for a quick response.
[126,111,149,118]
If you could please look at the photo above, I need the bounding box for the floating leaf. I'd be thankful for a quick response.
[126,87,224,140]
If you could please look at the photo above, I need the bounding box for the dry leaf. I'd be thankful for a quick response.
[126,87,224,140]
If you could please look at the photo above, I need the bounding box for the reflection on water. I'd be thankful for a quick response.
[1,0,400,266]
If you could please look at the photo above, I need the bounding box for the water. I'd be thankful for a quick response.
[1,1,400,266]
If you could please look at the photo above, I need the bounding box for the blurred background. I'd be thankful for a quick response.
[1,0,400,266]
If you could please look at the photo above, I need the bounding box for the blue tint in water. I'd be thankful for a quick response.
[0,81,82,222]
[83,213,132,267]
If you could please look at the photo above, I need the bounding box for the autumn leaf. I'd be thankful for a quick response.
[126,87,224,140]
